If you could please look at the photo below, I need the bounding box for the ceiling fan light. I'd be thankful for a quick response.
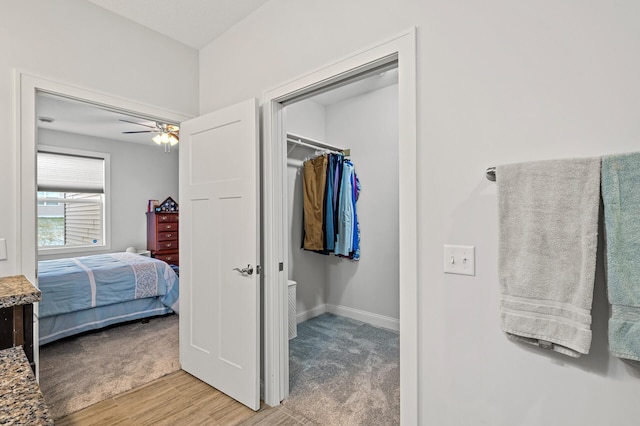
[169,134,179,146]
[160,133,170,144]
[152,134,162,144]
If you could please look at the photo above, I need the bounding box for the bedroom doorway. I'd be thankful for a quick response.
[17,73,191,384]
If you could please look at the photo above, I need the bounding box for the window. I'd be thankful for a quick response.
[37,146,110,253]
[37,192,61,206]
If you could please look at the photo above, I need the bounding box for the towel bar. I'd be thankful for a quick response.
[486,167,496,181]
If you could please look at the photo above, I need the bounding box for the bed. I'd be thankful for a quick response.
[37,252,179,345]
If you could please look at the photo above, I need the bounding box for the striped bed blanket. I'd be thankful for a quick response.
[38,252,179,318]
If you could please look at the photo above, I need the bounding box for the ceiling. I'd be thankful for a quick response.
[87,0,270,49]
[36,93,171,147]
[310,69,398,106]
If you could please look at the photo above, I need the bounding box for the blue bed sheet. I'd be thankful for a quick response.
[38,252,179,318]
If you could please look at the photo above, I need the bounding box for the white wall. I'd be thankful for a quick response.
[200,1,640,424]
[0,0,197,277]
[285,100,327,318]
[37,129,178,259]
[286,100,326,142]
[325,84,399,321]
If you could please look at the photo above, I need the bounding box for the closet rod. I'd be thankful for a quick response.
[287,137,343,154]
[286,132,347,155]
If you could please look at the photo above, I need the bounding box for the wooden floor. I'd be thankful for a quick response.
[56,370,315,425]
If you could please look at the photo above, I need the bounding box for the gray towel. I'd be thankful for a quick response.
[497,157,601,357]
[601,153,640,362]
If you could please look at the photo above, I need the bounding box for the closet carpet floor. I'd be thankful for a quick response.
[284,313,400,425]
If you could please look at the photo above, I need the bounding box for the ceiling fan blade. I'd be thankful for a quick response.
[122,130,157,134]
[119,119,157,129]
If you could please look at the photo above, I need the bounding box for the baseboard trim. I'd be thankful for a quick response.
[326,304,399,331]
[296,304,327,323]
[296,303,399,332]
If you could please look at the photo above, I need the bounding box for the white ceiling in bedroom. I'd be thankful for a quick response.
[36,93,171,147]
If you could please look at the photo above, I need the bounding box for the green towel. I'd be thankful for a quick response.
[602,152,640,362]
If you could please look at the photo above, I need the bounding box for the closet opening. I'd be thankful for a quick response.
[279,66,401,423]
[258,29,417,421]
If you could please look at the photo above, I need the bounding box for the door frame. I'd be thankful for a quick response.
[262,28,418,423]
[16,71,192,376]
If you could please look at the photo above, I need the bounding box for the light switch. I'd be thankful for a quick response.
[0,238,6,261]
[443,245,475,276]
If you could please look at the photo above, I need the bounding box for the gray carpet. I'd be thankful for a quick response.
[38,314,180,420]
[284,313,400,425]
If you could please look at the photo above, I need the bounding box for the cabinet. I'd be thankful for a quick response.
[146,212,179,265]
[0,275,41,373]
[0,304,34,370]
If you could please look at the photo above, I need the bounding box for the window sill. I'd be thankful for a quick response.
[38,243,110,259]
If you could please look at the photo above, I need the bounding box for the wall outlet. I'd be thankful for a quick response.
[443,245,475,276]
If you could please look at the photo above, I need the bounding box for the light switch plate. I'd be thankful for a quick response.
[443,245,475,276]
[0,238,6,261]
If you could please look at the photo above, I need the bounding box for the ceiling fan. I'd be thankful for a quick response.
[120,119,180,152]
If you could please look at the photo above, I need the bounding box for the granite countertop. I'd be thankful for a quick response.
[0,275,41,309]
[0,347,53,425]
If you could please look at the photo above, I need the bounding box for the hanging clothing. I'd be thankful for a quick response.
[301,153,360,261]
[302,155,328,251]
[351,171,361,260]
[333,156,343,246]
[335,160,355,256]
[324,154,338,251]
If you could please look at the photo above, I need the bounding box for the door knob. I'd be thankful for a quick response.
[233,264,254,276]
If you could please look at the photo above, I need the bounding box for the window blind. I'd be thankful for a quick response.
[37,151,105,193]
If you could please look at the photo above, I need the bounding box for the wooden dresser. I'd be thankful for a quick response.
[146,212,179,266]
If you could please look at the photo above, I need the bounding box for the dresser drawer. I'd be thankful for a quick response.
[157,240,178,251]
[158,231,178,241]
[157,222,178,232]
[155,253,179,265]
[157,214,178,223]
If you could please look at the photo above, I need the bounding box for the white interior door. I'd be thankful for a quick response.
[179,98,260,410]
